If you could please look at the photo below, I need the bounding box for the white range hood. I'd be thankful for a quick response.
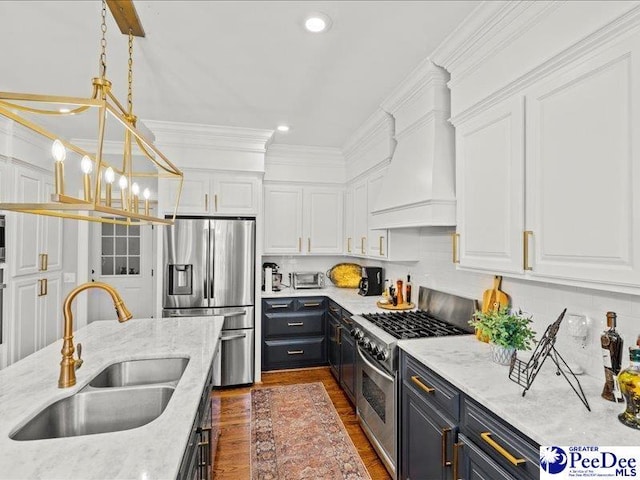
[370,60,456,229]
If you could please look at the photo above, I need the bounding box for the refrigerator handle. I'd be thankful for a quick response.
[203,222,210,301]
[209,221,215,300]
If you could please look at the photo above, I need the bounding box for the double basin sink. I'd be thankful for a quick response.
[11,357,189,441]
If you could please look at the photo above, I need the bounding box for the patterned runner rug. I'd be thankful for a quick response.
[251,382,372,480]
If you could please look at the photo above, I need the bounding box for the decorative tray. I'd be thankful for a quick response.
[376,301,415,311]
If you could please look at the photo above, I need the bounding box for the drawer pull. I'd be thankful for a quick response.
[287,350,304,355]
[411,375,435,393]
[329,307,340,313]
[270,304,289,309]
[287,322,304,327]
[442,427,452,467]
[453,442,462,480]
[480,432,526,466]
[303,302,321,307]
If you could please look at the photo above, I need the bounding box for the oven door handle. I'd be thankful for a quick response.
[357,345,394,383]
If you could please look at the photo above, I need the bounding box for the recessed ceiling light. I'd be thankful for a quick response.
[277,125,290,132]
[304,13,331,33]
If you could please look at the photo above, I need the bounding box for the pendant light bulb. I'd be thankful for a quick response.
[51,139,66,163]
[104,167,115,184]
[118,175,128,190]
[143,188,151,200]
[131,183,140,196]
[80,155,93,174]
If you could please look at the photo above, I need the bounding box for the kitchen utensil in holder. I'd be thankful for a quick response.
[508,308,591,411]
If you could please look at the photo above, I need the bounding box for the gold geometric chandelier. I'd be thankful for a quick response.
[0,0,183,226]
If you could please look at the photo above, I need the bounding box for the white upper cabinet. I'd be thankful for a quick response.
[162,169,259,216]
[455,97,525,273]
[12,165,62,277]
[352,180,368,256]
[263,184,343,255]
[264,185,303,254]
[525,33,640,287]
[344,189,354,254]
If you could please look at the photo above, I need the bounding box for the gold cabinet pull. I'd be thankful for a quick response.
[287,322,304,327]
[298,237,302,253]
[308,237,311,253]
[361,236,366,254]
[411,375,435,393]
[379,236,384,256]
[480,432,526,466]
[44,253,48,271]
[452,233,460,264]
[39,253,46,271]
[214,193,218,212]
[287,350,304,355]
[347,237,352,253]
[43,278,47,296]
[204,193,209,211]
[453,442,462,480]
[442,427,452,467]
[523,230,533,271]
[337,326,342,345]
[303,302,321,307]
[37,279,44,297]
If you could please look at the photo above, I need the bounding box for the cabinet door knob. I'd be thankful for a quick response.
[523,230,533,271]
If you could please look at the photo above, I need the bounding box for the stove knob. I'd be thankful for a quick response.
[362,338,371,349]
[370,344,381,356]
[358,336,366,346]
[376,350,389,361]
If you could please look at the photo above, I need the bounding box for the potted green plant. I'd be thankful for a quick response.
[469,305,536,365]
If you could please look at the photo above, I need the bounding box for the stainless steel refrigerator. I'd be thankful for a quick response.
[162,217,255,387]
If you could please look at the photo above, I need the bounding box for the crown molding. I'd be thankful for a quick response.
[266,144,344,166]
[380,58,449,114]
[143,119,274,153]
[342,108,394,161]
[449,3,640,126]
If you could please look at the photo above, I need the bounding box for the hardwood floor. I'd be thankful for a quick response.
[211,367,391,480]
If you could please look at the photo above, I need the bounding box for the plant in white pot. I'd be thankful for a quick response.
[470,305,536,365]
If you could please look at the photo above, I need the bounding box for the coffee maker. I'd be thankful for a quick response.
[262,262,283,292]
[358,266,383,296]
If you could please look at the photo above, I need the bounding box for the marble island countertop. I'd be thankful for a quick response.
[262,285,413,315]
[0,316,223,480]
[399,336,640,446]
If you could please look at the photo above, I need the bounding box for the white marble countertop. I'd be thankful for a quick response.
[399,336,640,446]
[0,316,223,480]
[262,285,411,315]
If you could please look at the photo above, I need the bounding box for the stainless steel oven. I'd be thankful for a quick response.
[356,344,397,477]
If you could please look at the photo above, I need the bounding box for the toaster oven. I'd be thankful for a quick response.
[291,271,325,289]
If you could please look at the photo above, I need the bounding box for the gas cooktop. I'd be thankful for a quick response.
[360,310,473,339]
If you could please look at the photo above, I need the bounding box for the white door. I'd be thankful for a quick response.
[212,175,258,215]
[455,96,525,273]
[367,170,388,258]
[352,180,368,255]
[11,276,39,362]
[525,33,640,287]
[88,220,155,321]
[263,185,303,254]
[305,188,343,254]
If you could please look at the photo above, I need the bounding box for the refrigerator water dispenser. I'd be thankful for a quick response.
[169,264,193,295]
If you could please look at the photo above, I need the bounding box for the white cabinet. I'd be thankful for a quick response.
[12,165,62,277]
[11,272,62,362]
[162,170,259,215]
[455,97,525,273]
[524,33,640,287]
[263,184,343,255]
[345,166,419,261]
[263,185,303,254]
[453,29,640,293]
[344,189,354,254]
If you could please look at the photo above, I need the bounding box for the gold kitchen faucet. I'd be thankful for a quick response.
[58,282,132,388]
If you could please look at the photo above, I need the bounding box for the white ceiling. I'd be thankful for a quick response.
[0,1,479,148]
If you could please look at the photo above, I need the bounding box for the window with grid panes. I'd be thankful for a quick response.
[101,220,141,276]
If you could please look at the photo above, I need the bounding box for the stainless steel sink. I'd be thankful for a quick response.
[89,357,189,388]
[10,386,175,441]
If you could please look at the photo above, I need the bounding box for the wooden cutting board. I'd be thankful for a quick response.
[377,301,415,311]
[481,276,509,313]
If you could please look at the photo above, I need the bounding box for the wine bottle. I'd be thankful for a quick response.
[406,274,412,304]
[601,311,624,402]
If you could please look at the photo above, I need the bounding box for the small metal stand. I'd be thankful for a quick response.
[509,308,591,411]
